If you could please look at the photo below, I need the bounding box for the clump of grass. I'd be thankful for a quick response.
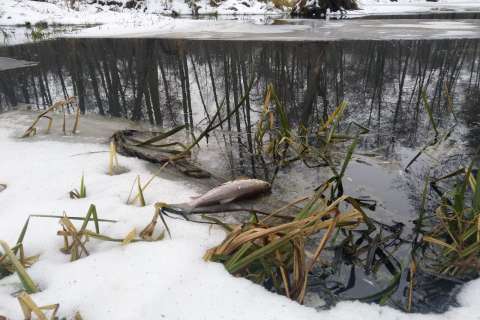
[204,189,371,303]
[57,205,100,261]
[69,174,87,199]
[254,84,367,185]
[21,97,80,138]
[0,212,40,294]
[17,292,58,320]
[57,204,164,261]
[17,292,84,320]
[126,162,170,206]
[0,241,39,294]
[422,164,480,278]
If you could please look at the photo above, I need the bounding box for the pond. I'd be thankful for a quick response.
[0,18,479,313]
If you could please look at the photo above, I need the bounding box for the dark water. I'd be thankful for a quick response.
[1,38,479,152]
[0,36,479,312]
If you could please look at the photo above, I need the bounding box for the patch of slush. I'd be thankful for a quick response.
[69,18,480,41]
[69,19,311,38]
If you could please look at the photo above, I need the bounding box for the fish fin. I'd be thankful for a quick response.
[219,197,237,204]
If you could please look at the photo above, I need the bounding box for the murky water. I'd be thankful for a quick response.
[0,26,479,313]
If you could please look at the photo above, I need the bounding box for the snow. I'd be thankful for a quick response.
[146,0,279,15]
[0,0,166,26]
[0,0,280,26]
[1,0,480,27]
[1,111,480,319]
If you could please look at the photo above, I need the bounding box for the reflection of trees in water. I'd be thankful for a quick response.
[463,88,480,150]
[1,38,479,158]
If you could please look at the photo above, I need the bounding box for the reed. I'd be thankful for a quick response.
[422,164,480,278]
[0,241,39,294]
[21,97,79,138]
[204,188,371,303]
[69,174,87,199]
[17,292,58,320]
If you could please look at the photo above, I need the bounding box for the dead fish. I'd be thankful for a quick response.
[173,178,271,213]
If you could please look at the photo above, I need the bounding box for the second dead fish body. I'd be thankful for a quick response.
[173,178,271,213]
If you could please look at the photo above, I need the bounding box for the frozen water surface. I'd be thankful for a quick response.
[70,18,480,41]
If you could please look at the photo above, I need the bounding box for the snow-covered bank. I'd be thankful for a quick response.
[0,0,163,26]
[1,111,480,319]
[0,111,314,319]
[0,0,280,26]
[1,0,480,28]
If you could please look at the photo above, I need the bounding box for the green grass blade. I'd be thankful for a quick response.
[0,240,39,293]
[80,205,100,234]
[137,176,146,207]
[228,229,300,274]
[14,217,31,254]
